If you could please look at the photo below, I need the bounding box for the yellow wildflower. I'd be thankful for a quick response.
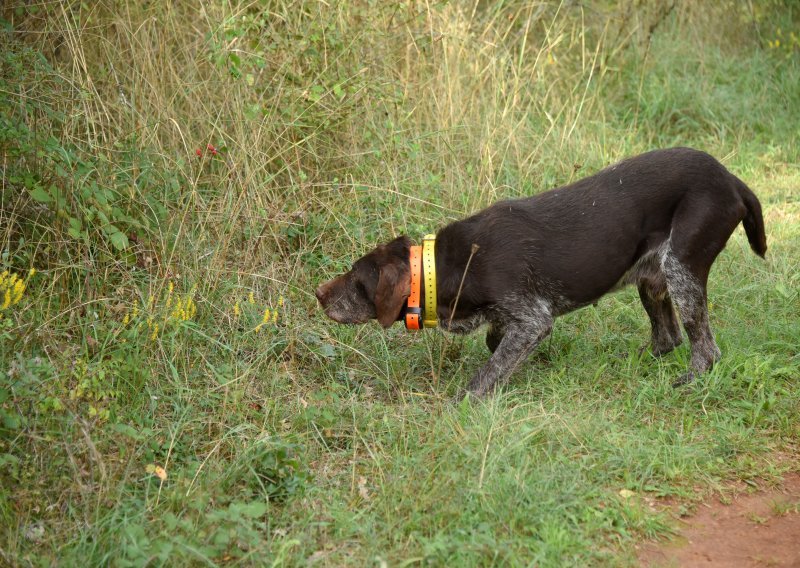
[12,279,25,303]
[278,295,284,307]
[150,323,159,341]
[261,308,270,324]
[233,301,240,317]
[272,309,278,324]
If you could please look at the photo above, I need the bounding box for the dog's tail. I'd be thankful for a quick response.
[735,178,767,258]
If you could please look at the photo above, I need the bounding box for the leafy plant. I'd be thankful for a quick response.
[223,436,310,502]
[0,40,171,262]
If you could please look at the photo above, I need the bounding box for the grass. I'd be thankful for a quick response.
[1,1,799,566]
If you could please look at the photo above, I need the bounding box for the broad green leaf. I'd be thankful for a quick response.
[237,501,267,518]
[29,184,52,203]
[109,231,129,251]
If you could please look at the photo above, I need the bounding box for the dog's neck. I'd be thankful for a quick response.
[400,235,437,329]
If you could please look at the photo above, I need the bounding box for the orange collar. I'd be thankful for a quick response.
[404,234,437,330]
[404,245,423,329]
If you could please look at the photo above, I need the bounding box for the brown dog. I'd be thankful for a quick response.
[316,148,767,397]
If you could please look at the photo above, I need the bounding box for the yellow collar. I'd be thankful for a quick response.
[403,234,437,330]
[422,234,437,327]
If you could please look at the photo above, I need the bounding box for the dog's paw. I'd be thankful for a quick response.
[640,340,681,358]
[671,371,695,388]
[452,386,493,405]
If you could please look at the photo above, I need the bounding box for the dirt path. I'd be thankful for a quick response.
[638,473,800,567]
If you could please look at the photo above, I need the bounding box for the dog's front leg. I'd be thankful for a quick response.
[467,313,553,397]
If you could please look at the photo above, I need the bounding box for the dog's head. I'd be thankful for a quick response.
[315,236,411,328]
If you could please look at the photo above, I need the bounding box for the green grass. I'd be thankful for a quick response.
[1,1,799,566]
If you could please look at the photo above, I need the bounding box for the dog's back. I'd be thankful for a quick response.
[436,147,765,311]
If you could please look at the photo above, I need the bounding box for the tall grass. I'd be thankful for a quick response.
[1,1,799,565]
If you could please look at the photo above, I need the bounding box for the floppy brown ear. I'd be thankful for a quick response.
[375,260,410,328]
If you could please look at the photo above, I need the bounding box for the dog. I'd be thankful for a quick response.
[316,148,767,397]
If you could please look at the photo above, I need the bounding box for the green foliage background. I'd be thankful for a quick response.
[1,1,798,566]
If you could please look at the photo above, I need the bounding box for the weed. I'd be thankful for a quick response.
[771,499,800,516]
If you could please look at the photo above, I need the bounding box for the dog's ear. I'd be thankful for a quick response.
[374,236,411,328]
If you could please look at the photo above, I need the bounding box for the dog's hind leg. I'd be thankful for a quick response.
[661,251,721,387]
[637,271,683,356]
[661,189,745,386]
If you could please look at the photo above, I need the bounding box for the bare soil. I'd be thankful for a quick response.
[638,473,800,567]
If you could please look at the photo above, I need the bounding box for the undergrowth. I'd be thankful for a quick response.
[1,1,799,566]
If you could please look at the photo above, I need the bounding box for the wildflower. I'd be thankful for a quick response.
[146,463,168,481]
[170,299,182,320]
[186,297,196,319]
[0,270,28,315]
[248,291,255,304]
[261,308,270,324]
[233,301,240,317]
[13,280,24,303]
[122,313,130,326]
[170,296,196,322]
[272,309,278,324]
[278,295,284,307]
[150,323,159,341]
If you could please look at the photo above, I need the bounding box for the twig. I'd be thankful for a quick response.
[435,243,480,388]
